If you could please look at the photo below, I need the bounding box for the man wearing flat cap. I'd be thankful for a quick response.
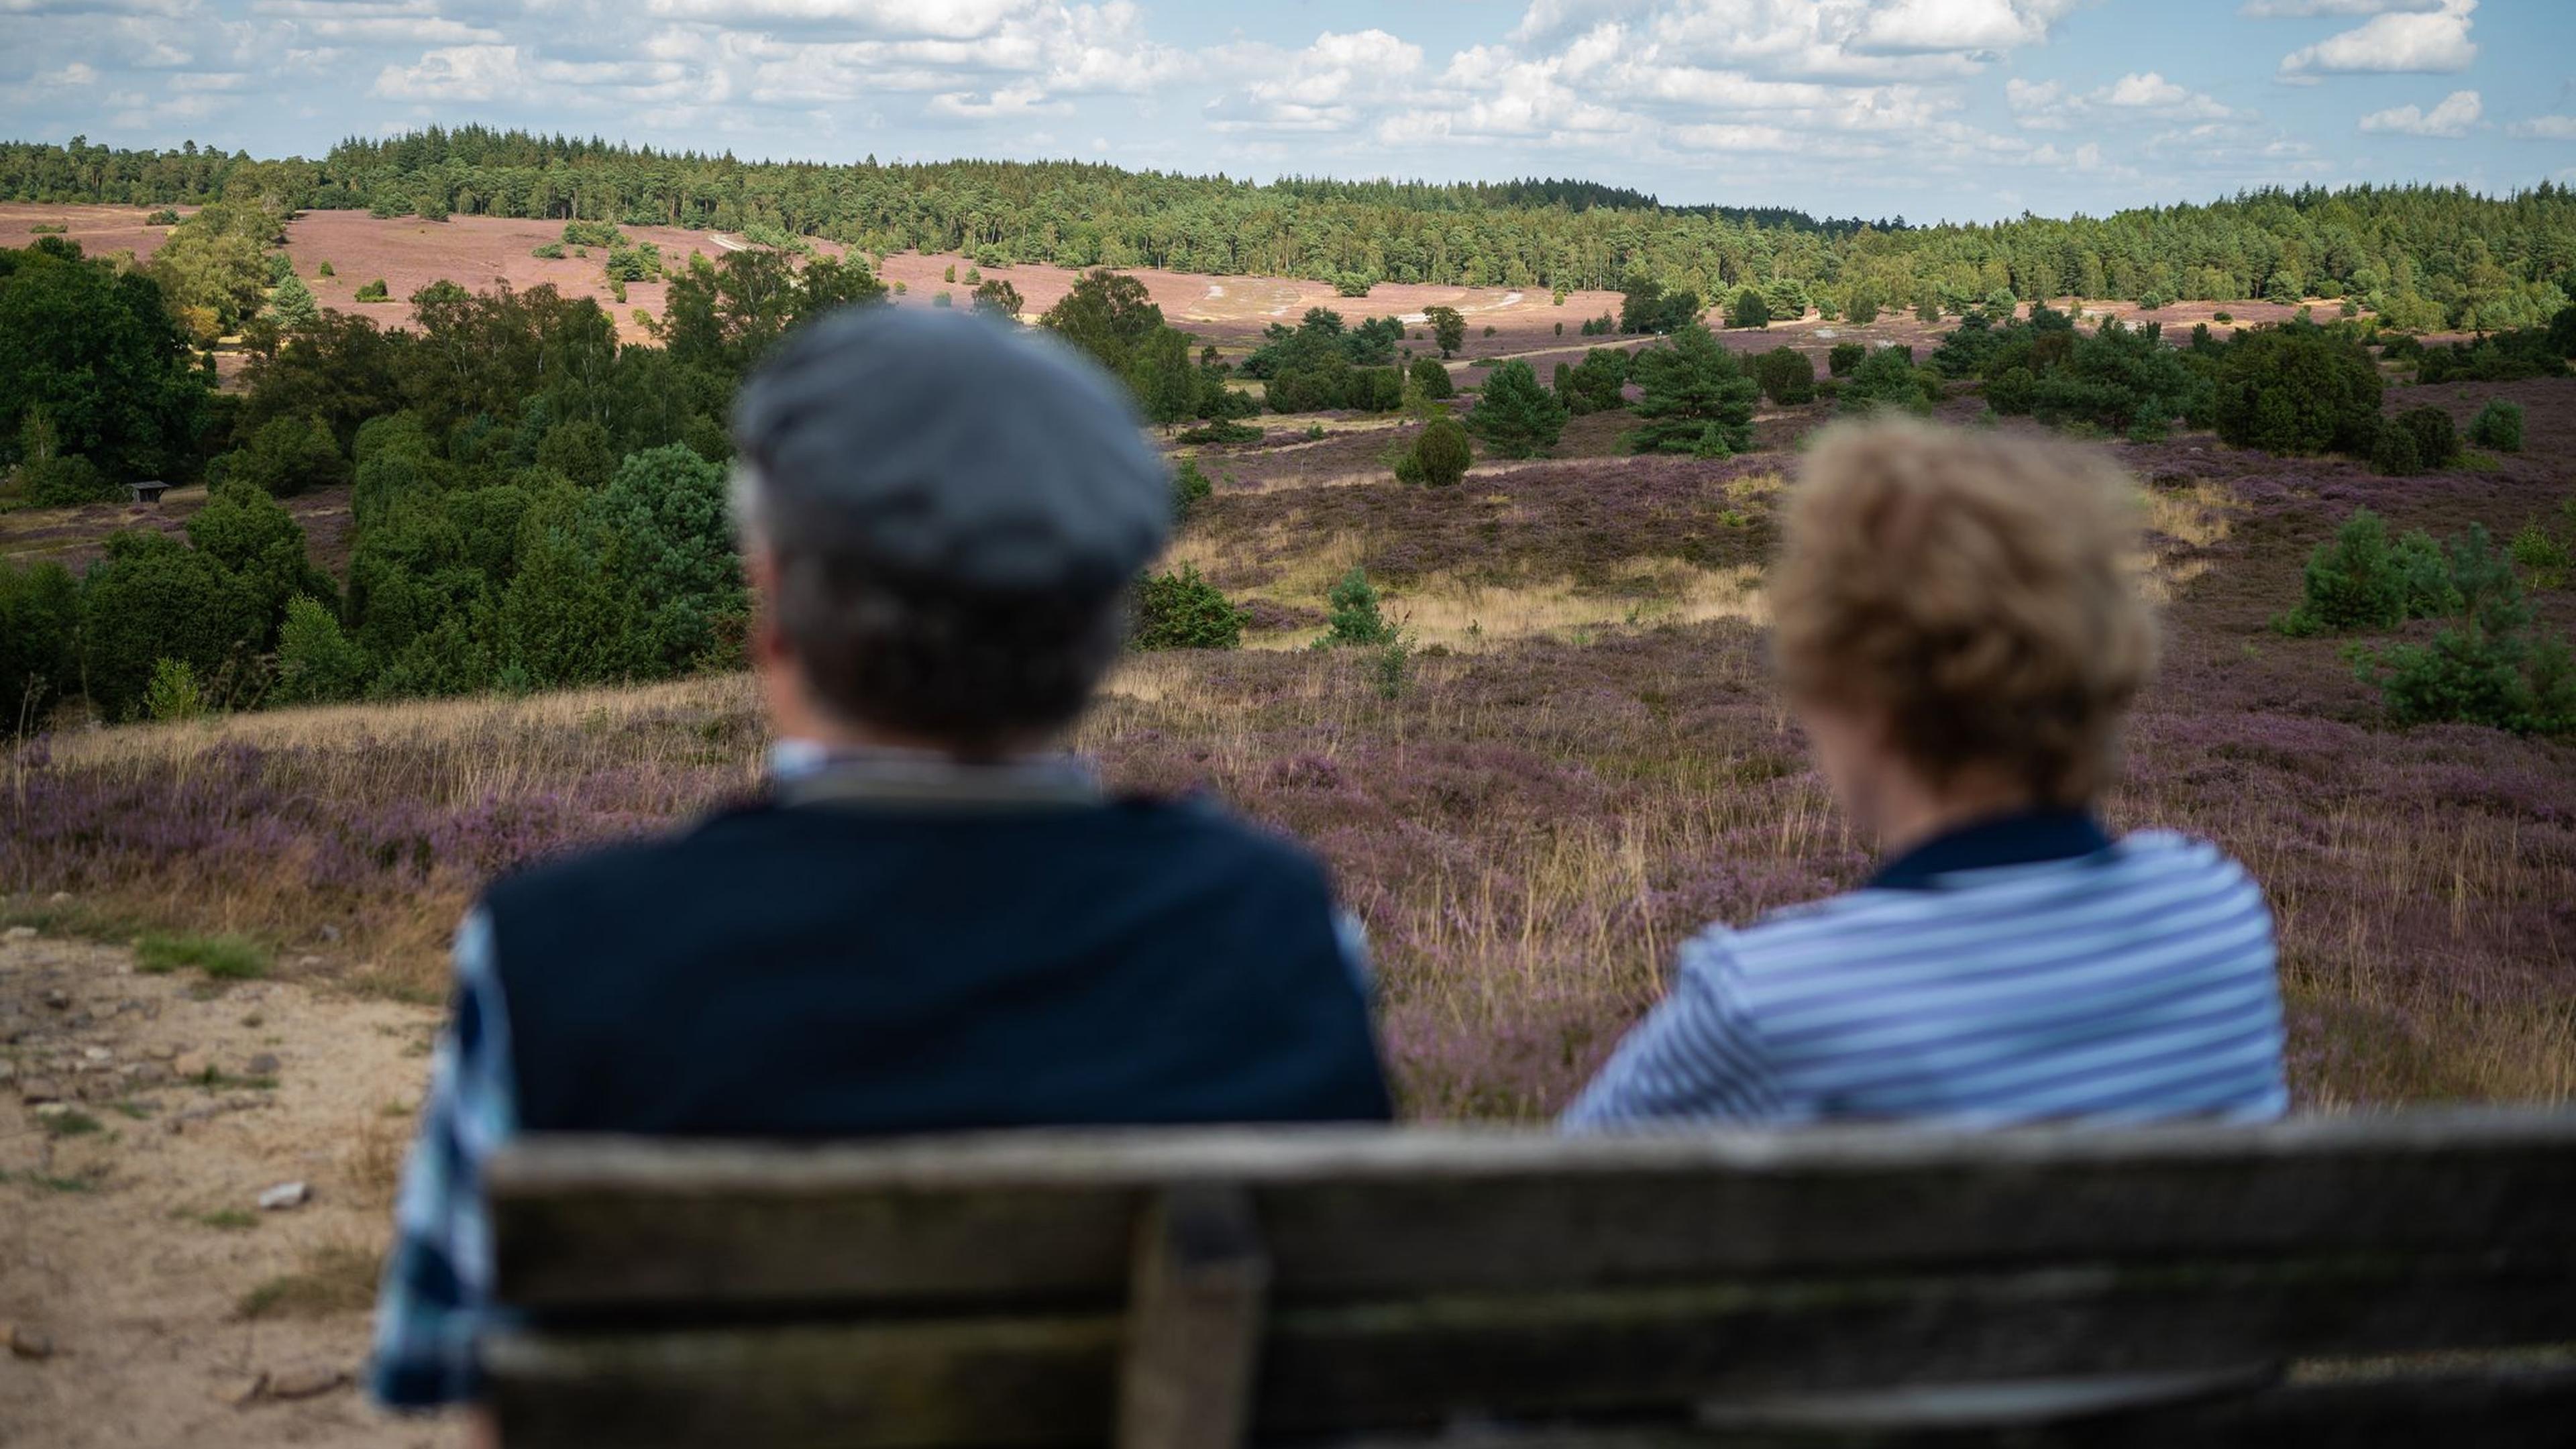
[369,307,1395,1417]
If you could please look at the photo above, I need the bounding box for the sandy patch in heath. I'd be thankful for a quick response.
[0,930,462,1448]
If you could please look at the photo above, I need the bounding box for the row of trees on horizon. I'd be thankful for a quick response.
[5,131,2572,333]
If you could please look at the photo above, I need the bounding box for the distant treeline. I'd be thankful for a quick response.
[5,130,2571,329]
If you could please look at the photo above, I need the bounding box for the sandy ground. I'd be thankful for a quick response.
[0,928,463,1449]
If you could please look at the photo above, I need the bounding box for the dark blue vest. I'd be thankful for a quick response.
[482,794,1395,1135]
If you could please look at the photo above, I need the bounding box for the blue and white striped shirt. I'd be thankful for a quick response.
[1564,814,2288,1131]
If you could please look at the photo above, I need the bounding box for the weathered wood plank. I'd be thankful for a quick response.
[482,1252,2576,1448]
[1330,1366,2576,1448]
[1116,1187,1268,1449]
[488,1110,2576,1310]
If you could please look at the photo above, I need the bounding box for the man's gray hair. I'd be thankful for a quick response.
[731,460,1132,752]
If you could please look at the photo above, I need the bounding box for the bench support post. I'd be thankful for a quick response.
[1117,1185,1269,1449]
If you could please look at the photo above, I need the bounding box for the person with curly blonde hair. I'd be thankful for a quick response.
[1567,420,2286,1129]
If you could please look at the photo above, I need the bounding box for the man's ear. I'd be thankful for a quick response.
[741,543,788,667]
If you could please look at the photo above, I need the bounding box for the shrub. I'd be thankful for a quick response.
[354,278,390,303]
[2363,525,2576,736]
[1553,347,1629,415]
[1987,366,2038,415]
[144,656,207,721]
[316,260,334,277]
[1407,356,1454,400]
[1483,325,1496,339]
[2468,399,2525,452]
[1176,420,1263,446]
[2277,509,2408,635]
[2371,424,2423,477]
[1132,564,1246,650]
[1827,341,1867,377]
[2212,311,2233,323]
[23,454,115,506]
[1839,347,1935,417]
[1322,567,1395,647]
[146,208,182,226]
[2392,405,2459,469]
[223,414,347,498]
[1333,272,1374,298]
[1171,457,1214,517]
[1464,359,1567,458]
[1723,287,1772,329]
[1751,346,1815,405]
[531,242,567,260]
[1399,415,1473,488]
[2211,325,2382,455]
[2513,521,2570,590]
[561,220,622,249]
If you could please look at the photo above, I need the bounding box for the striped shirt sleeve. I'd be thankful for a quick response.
[368,909,519,1409]
[1560,930,1785,1130]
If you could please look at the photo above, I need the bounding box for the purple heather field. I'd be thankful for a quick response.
[5,378,2573,1118]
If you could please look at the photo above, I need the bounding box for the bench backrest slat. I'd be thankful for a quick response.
[483,1108,2576,1448]
[488,1108,2576,1310]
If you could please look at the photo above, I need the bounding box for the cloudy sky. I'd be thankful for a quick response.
[6,1,2573,221]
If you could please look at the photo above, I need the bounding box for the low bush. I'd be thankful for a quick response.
[2277,509,2457,635]
[354,278,390,303]
[2512,520,2570,590]
[2392,405,2459,469]
[1171,458,1213,517]
[1395,415,1473,488]
[2468,399,2524,452]
[1408,356,1454,400]
[136,931,270,980]
[531,242,567,260]
[2363,525,2576,737]
[1827,341,1866,377]
[2371,424,2424,477]
[1320,566,1395,647]
[22,454,115,506]
[1132,565,1246,650]
[1752,347,1816,405]
[1176,420,1263,446]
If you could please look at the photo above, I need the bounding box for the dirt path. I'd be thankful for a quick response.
[0,929,464,1448]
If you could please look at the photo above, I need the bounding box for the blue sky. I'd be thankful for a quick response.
[5,1,2572,222]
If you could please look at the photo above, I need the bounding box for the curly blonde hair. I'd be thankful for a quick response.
[1772,419,2159,807]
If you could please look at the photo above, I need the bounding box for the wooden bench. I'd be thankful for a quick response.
[482,1106,2576,1448]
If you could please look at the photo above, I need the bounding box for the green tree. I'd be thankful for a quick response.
[1627,323,1759,453]
[1127,325,1199,433]
[971,276,1024,318]
[1039,269,1166,375]
[0,557,80,731]
[77,529,259,719]
[535,418,616,488]
[1827,341,1867,377]
[185,478,335,641]
[221,414,347,498]
[270,594,372,705]
[1424,305,1466,358]
[1321,567,1395,647]
[1171,457,1213,517]
[1,240,207,483]
[1724,288,1772,329]
[2276,510,2410,635]
[268,271,319,329]
[1407,355,1454,400]
[144,657,207,721]
[1464,359,1567,458]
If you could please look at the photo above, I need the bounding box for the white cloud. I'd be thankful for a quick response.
[2508,115,2576,141]
[371,42,524,101]
[34,59,99,85]
[1852,0,2080,55]
[2279,0,2475,76]
[2241,0,2438,15]
[1206,28,1423,133]
[2008,70,2233,129]
[2358,89,2481,136]
[642,0,1027,38]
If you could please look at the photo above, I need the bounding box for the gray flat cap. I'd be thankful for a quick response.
[733,305,1170,594]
